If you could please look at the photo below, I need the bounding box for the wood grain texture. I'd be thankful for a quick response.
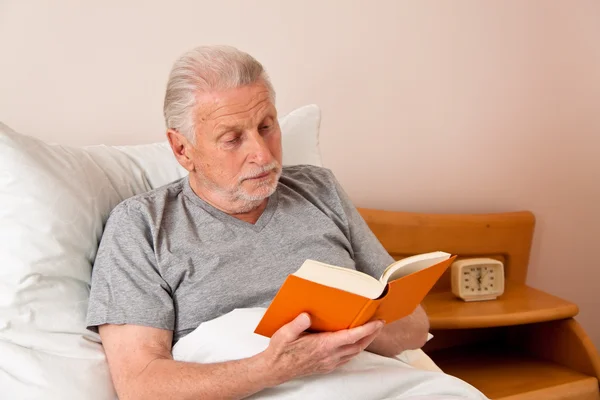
[507,318,600,380]
[423,283,579,329]
[358,208,535,287]
[430,344,598,400]
[499,382,600,400]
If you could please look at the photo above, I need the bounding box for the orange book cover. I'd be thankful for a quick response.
[254,255,455,338]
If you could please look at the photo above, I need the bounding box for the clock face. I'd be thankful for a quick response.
[461,265,500,295]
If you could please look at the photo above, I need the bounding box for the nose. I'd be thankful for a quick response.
[247,130,274,165]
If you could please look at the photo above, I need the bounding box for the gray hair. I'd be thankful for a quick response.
[163,45,276,142]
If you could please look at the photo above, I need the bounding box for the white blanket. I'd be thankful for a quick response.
[172,308,489,400]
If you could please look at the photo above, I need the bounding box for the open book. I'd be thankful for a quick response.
[254,251,455,337]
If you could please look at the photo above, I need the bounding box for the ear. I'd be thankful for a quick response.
[167,129,196,172]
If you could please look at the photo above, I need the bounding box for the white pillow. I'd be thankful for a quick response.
[0,104,321,399]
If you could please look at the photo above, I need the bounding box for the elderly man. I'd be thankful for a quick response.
[86,46,484,400]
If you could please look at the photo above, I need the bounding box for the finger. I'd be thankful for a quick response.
[336,328,382,358]
[350,320,385,341]
[352,327,383,349]
[271,313,312,344]
[331,320,385,346]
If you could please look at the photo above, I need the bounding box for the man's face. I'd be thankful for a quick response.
[186,82,283,211]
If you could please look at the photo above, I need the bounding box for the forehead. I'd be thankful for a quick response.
[195,83,275,130]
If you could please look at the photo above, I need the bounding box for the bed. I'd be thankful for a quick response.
[1,105,598,399]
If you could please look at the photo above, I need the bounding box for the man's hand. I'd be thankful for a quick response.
[99,314,384,400]
[259,313,385,386]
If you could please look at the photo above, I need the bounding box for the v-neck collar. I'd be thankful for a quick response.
[182,177,279,233]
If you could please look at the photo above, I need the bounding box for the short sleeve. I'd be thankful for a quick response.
[331,176,395,278]
[86,202,174,332]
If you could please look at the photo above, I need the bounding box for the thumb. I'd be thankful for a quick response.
[272,313,311,343]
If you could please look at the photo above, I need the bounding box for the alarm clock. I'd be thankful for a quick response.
[451,258,505,301]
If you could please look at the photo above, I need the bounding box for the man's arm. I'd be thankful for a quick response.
[366,305,430,358]
[324,172,431,357]
[100,314,384,400]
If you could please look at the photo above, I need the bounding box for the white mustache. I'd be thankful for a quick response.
[239,162,280,182]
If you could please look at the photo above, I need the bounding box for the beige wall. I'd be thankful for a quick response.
[1,1,599,348]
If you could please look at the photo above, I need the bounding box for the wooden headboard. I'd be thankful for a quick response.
[357,208,536,291]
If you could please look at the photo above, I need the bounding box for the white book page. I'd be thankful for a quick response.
[379,252,451,284]
[293,260,384,299]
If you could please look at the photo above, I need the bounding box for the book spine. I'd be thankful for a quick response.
[349,299,381,328]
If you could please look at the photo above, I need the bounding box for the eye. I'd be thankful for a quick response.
[259,117,275,132]
[221,133,241,145]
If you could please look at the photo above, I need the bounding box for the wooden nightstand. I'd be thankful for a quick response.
[359,208,600,400]
[423,284,599,400]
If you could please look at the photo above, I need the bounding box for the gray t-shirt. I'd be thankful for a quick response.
[86,165,394,344]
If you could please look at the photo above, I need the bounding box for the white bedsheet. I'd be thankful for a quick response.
[172,308,489,400]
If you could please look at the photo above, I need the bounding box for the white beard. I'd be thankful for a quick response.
[195,161,282,214]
